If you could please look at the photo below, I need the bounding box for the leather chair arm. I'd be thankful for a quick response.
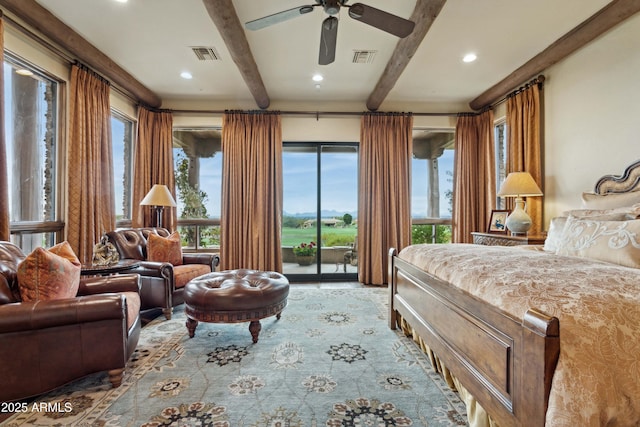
[136,261,173,279]
[182,253,220,268]
[78,274,141,296]
[0,294,126,333]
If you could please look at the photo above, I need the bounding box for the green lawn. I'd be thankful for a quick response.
[282,225,357,247]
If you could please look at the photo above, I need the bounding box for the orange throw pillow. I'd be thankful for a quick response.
[147,231,183,266]
[17,241,81,302]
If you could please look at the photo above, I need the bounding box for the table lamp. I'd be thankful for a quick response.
[497,172,543,236]
[140,184,177,228]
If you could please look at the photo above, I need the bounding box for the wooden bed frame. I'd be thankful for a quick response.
[388,161,640,426]
[388,252,559,426]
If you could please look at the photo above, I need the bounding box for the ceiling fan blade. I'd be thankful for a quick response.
[347,3,415,38]
[318,16,338,65]
[245,4,317,31]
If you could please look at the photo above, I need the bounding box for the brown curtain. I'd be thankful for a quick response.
[452,110,496,243]
[0,14,8,241]
[67,64,115,263]
[133,107,175,230]
[220,111,283,271]
[506,82,543,235]
[358,112,413,285]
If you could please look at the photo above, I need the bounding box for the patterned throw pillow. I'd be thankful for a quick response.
[556,217,640,268]
[17,241,81,302]
[147,231,183,266]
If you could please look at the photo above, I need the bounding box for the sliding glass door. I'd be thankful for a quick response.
[282,143,358,281]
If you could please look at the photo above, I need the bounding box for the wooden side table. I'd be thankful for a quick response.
[471,232,546,247]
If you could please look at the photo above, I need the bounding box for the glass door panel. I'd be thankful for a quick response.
[320,145,358,276]
[282,143,358,281]
[282,145,320,276]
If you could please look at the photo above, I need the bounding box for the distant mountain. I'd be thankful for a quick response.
[284,209,357,219]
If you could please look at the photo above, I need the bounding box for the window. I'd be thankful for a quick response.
[495,120,507,209]
[111,112,134,225]
[4,55,62,251]
[411,130,454,244]
[172,128,222,250]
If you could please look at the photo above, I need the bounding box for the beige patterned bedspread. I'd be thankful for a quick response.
[399,244,640,427]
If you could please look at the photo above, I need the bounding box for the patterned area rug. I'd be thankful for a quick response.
[4,288,467,426]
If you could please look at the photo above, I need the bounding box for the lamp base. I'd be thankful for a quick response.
[505,197,532,236]
[152,206,164,229]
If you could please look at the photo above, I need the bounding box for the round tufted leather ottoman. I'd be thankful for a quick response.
[184,269,289,343]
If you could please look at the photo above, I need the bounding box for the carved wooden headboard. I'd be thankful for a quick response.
[594,160,640,195]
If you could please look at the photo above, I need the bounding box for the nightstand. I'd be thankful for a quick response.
[471,232,546,247]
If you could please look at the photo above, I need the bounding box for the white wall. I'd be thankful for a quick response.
[543,12,640,221]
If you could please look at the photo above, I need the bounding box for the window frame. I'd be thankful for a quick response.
[4,52,65,249]
[111,109,135,228]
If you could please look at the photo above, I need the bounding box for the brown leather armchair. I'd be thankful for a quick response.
[0,241,141,402]
[105,227,220,320]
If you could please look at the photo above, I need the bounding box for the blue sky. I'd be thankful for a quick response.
[116,140,454,220]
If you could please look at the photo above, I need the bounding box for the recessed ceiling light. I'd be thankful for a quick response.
[113,0,128,3]
[463,53,477,63]
[312,74,323,82]
[180,71,193,79]
[15,69,34,76]
[315,84,321,89]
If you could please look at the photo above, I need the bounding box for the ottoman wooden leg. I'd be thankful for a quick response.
[186,317,199,338]
[276,311,282,320]
[249,320,262,343]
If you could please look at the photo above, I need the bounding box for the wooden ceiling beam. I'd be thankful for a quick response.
[202,0,270,109]
[0,0,161,108]
[470,0,640,110]
[366,0,447,111]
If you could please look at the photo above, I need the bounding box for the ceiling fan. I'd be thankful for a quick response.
[245,0,415,65]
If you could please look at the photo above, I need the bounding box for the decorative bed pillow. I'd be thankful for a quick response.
[563,203,640,219]
[543,216,568,252]
[17,241,81,302]
[581,191,640,210]
[556,216,640,268]
[147,231,183,266]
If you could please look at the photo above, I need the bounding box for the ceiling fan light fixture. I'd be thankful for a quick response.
[312,74,324,82]
[324,0,342,15]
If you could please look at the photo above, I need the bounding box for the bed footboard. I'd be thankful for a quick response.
[389,248,560,427]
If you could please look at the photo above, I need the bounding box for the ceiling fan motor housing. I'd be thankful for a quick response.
[322,0,347,15]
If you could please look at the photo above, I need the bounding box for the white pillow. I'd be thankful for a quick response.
[556,216,640,268]
[563,203,640,219]
[581,191,640,210]
[543,216,568,252]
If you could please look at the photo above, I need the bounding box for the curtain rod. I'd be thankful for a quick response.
[171,109,459,118]
[490,75,546,108]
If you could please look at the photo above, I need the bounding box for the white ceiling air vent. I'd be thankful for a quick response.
[352,50,377,64]
[191,46,221,61]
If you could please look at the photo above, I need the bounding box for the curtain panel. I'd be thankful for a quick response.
[506,83,543,236]
[67,64,115,263]
[452,110,496,243]
[133,107,175,230]
[220,111,283,272]
[358,112,413,285]
[0,15,8,241]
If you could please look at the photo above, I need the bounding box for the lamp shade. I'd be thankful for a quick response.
[497,172,543,197]
[140,184,177,207]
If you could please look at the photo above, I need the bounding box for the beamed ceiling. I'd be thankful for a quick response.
[1,0,638,113]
